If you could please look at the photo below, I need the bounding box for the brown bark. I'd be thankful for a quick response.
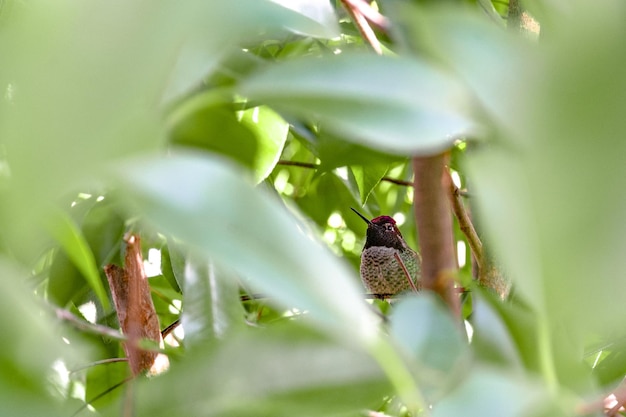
[412,154,460,317]
[104,234,161,376]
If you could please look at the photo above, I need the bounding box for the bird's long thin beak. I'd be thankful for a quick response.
[350,207,372,225]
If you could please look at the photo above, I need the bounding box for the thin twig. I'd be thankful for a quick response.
[123,377,135,417]
[277,160,317,169]
[69,358,128,373]
[276,160,414,187]
[56,308,127,341]
[72,376,133,417]
[340,0,383,54]
[381,177,413,187]
[444,168,484,272]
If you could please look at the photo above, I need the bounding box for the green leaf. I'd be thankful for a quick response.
[470,291,524,369]
[170,104,259,169]
[45,209,110,310]
[269,0,340,38]
[466,1,626,330]
[162,0,339,101]
[432,368,549,417]
[0,258,80,417]
[239,53,478,155]
[180,255,246,346]
[351,164,389,206]
[159,245,182,294]
[389,294,469,397]
[0,0,331,260]
[136,323,391,417]
[170,104,288,183]
[112,151,376,342]
[238,105,289,183]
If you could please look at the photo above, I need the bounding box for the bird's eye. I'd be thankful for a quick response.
[385,224,394,231]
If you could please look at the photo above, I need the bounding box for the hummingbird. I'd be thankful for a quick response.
[351,207,421,296]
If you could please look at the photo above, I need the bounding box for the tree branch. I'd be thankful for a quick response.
[276,160,413,187]
[340,0,385,54]
[412,154,460,317]
[56,308,127,341]
[444,169,484,272]
[105,234,165,376]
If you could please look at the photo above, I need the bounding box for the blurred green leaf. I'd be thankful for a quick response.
[181,255,246,346]
[136,323,391,417]
[270,0,340,38]
[240,53,478,155]
[383,4,530,137]
[0,0,337,260]
[112,151,376,341]
[470,291,524,370]
[162,0,339,101]
[466,0,626,328]
[0,258,80,417]
[432,368,549,417]
[45,209,110,310]
[389,294,470,398]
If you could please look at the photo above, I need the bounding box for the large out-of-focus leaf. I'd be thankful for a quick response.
[270,0,339,38]
[467,1,626,332]
[239,53,478,155]
[432,368,549,417]
[0,258,80,417]
[0,0,335,261]
[383,4,531,139]
[135,323,391,417]
[112,152,376,342]
[389,294,469,398]
[470,291,524,370]
[162,0,339,101]
[407,0,626,389]
[181,255,246,347]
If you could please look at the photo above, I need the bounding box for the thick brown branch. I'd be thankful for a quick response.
[105,234,163,376]
[412,154,460,317]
